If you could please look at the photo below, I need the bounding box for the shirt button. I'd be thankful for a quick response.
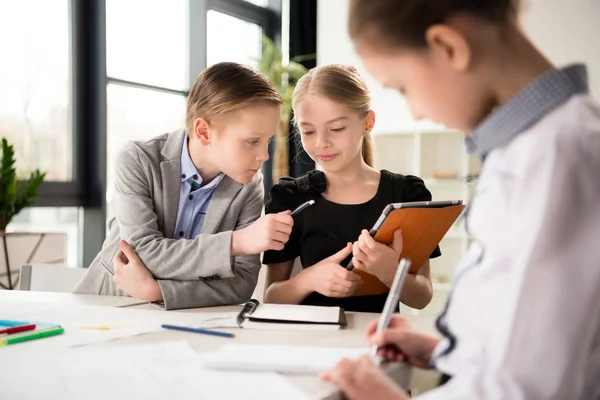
[193,174,198,180]
[189,195,193,200]
[181,174,186,179]
[178,231,184,237]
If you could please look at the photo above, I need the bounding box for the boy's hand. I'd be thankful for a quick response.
[299,244,363,298]
[366,315,439,369]
[231,211,294,255]
[352,229,403,287]
[113,240,163,302]
[322,355,409,400]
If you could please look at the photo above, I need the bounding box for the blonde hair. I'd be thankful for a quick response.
[185,62,282,136]
[292,64,375,167]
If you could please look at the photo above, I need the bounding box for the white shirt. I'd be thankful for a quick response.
[419,66,600,400]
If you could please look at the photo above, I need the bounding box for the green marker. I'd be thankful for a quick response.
[0,326,64,347]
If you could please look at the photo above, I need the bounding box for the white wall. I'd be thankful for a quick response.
[317,0,600,133]
[521,0,600,97]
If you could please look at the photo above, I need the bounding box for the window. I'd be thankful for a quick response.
[0,1,71,181]
[206,10,263,68]
[106,0,188,91]
[105,0,189,204]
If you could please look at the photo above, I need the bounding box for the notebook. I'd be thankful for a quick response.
[235,299,347,330]
[350,200,466,296]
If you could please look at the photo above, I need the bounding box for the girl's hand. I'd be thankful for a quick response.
[352,229,403,287]
[322,355,409,400]
[299,244,363,298]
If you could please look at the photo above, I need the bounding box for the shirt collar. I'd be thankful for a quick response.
[466,64,589,158]
[180,135,225,189]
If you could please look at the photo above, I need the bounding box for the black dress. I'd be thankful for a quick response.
[262,169,441,313]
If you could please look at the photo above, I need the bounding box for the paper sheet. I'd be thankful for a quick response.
[0,341,311,400]
[203,343,370,374]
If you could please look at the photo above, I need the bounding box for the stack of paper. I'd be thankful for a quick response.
[0,341,311,400]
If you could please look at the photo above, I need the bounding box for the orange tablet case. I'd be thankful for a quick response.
[352,205,466,296]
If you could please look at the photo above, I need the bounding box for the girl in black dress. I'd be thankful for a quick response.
[263,65,440,313]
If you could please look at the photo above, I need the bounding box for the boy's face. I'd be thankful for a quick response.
[207,104,279,184]
[294,94,370,174]
[355,44,493,133]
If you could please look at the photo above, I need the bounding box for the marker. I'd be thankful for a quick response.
[161,324,235,338]
[0,323,36,335]
[0,320,29,327]
[291,199,315,217]
[0,326,64,347]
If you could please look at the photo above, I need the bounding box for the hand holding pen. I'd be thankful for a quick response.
[231,199,315,255]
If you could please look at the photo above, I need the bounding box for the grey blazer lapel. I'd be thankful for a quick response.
[202,176,243,234]
[160,129,186,238]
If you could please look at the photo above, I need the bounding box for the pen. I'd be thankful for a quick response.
[161,324,235,338]
[370,258,411,364]
[0,326,64,347]
[290,199,315,217]
[0,323,36,335]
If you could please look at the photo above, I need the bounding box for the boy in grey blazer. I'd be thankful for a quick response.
[74,62,294,310]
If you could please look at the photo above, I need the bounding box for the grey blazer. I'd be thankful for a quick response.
[73,129,263,310]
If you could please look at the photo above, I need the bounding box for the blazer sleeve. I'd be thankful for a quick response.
[155,176,264,310]
[112,143,236,281]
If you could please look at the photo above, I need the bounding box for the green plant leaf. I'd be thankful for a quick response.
[0,137,46,230]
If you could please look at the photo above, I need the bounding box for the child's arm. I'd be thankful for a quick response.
[112,143,263,282]
[430,135,600,399]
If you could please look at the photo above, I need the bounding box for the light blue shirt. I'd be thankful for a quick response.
[173,137,225,239]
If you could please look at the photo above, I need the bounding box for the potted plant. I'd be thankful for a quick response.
[0,138,46,289]
[256,35,313,183]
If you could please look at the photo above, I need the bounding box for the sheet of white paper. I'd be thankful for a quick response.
[0,341,311,400]
[203,343,369,374]
[187,312,239,329]
[0,300,236,349]
[251,303,341,323]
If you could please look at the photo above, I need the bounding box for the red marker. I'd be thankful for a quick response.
[0,323,36,335]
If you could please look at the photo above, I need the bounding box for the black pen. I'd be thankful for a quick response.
[291,199,315,216]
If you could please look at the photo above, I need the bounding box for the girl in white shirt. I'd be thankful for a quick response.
[323,1,600,399]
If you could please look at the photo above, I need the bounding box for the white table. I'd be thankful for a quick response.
[0,290,148,308]
[1,291,440,399]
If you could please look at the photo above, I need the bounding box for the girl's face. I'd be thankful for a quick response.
[294,94,372,173]
[355,44,494,133]
[194,103,279,184]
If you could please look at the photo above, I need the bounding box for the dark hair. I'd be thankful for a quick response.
[186,62,281,136]
[348,0,520,49]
